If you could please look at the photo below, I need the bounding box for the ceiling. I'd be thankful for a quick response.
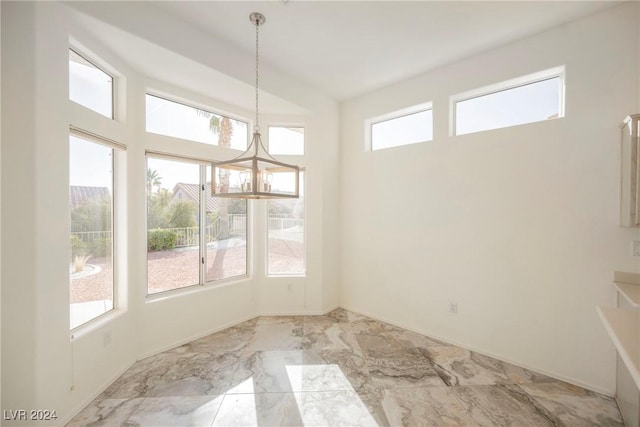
[156,1,618,102]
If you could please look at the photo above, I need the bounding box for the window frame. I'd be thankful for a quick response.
[145,152,251,298]
[365,102,433,152]
[69,128,124,331]
[450,66,565,136]
[69,48,115,120]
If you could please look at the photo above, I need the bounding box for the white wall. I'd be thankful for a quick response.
[1,0,4,416]
[1,2,339,425]
[0,4,139,423]
[2,2,38,415]
[340,3,640,395]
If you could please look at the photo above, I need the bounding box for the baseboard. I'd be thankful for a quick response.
[137,313,260,360]
[258,307,338,317]
[321,304,341,315]
[339,304,614,397]
[139,306,340,360]
[58,359,136,427]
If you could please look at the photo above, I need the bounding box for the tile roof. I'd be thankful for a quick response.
[172,183,222,212]
[69,186,110,208]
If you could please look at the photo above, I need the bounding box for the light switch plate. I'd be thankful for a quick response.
[633,240,640,256]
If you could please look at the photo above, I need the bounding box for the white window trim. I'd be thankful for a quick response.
[450,66,565,136]
[365,102,433,152]
[70,125,127,151]
[144,152,251,298]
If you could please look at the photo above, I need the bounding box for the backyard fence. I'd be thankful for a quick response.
[267,217,304,231]
[70,230,112,242]
[71,214,303,249]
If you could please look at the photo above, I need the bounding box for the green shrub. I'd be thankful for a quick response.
[70,235,87,258]
[169,201,197,228]
[148,229,177,251]
[87,238,111,258]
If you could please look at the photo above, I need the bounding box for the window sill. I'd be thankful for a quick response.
[70,307,127,341]
[145,274,252,303]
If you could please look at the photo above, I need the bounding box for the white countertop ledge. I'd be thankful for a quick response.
[613,271,640,308]
[614,271,640,285]
[616,282,640,308]
[597,305,640,390]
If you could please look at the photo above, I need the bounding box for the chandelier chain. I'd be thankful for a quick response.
[255,18,260,131]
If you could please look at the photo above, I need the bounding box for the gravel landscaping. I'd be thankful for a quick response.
[70,238,304,303]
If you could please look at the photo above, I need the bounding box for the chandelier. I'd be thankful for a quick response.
[211,12,300,199]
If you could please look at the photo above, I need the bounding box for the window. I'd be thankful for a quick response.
[145,94,248,150]
[205,166,248,283]
[453,68,564,136]
[69,49,113,119]
[69,135,115,329]
[367,104,433,151]
[268,127,304,155]
[147,156,247,295]
[267,171,305,276]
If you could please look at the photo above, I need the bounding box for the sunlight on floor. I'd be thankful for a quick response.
[287,364,378,426]
[226,377,256,394]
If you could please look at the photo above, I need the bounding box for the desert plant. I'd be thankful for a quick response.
[73,254,92,273]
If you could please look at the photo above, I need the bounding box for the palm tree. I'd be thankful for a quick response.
[146,168,162,196]
[197,111,234,151]
[198,110,236,239]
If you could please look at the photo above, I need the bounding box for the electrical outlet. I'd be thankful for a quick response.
[633,240,640,256]
[449,302,458,314]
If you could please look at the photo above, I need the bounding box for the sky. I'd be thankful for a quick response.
[456,77,560,135]
[69,135,113,188]
[70,53,559,191]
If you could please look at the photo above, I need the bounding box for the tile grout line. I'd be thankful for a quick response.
[209,394,227,427]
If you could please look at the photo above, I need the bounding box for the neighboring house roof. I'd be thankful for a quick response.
[69,186,109,208]
[172,183,221,212]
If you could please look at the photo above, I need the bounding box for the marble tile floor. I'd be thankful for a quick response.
[67,309,623,426]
